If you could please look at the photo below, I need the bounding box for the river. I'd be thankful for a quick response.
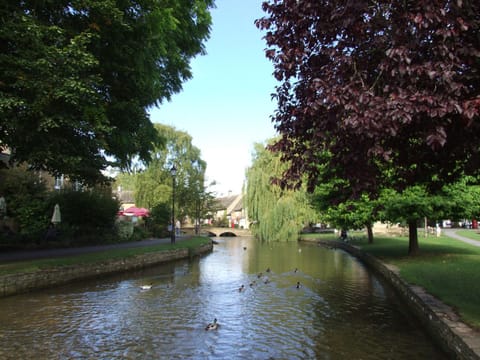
[0,237,446,359]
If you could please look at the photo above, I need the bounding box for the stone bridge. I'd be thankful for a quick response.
[182,227,251,237]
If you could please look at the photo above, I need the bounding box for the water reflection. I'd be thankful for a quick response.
[0,237,446,359]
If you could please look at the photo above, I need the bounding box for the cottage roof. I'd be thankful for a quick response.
[216,195,239,209]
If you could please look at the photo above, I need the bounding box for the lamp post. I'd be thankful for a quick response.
[170,164,177,244]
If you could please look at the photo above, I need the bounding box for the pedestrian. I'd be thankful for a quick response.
[175,220,181,236]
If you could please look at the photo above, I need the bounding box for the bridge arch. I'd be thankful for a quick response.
[181,227,251,237]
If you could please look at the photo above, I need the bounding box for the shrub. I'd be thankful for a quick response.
[49,187,120,245]
[0,167,50,245]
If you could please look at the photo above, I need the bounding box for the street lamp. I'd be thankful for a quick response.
[170,164,177,244]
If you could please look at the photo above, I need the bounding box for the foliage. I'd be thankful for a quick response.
[246,142,318,241]
[0,166,51,243]
[115,221,134,241]
[134,123,211,226]
[0,0,214,184]
[378,180,480,254]
[214,212,229,228]
[49,188,120,245]
[441,177,480,221]
[311,159,378,241]
[256,0,480,196]
[148,202,171,238]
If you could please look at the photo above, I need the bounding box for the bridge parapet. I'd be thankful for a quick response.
[182,227,251,237]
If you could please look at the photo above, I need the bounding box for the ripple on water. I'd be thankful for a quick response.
[0,238,447,359]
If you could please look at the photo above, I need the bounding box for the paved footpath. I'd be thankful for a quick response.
[0,229,478,263]
[443,228,480,247]
[0,236,184,263]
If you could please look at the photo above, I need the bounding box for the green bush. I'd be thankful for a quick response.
[49,188,120,245]
[0,167,50,245]
[116,220,134,241]
[147,202,170,237]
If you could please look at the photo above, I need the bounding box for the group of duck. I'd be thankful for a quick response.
[206,267,302,331]
[238,267,301,293]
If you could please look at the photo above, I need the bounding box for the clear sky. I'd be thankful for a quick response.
[149,0,278,197]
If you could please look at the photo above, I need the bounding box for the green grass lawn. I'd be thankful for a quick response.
[301,231,480,329]
[454,229,480,242]
[0,237,211,276]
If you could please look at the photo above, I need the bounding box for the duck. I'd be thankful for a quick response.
[257,272,263,278]
[238,284,245,292]
[205,318,219,331]
[140,284,153,290]
[249,280,256,287]
[263,277,270,284]
[266,267,271,273]
[296,281,301,289]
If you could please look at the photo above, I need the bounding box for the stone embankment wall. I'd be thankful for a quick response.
[316,240,479,360]
[0,242,213,298]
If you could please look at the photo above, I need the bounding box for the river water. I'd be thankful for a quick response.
[0,237,446,359]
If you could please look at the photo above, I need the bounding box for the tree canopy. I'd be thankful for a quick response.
[256,0,480,195]
[120,123,212,227]
[246,142,318,241]
[0,0,214,184]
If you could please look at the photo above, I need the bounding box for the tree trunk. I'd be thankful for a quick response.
[408,220,419,256]
[366,224,374,244]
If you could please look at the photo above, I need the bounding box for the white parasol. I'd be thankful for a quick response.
[51,203,61,225]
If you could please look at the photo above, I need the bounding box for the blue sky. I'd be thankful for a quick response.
[149,0,278,196]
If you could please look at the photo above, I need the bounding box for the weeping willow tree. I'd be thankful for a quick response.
[246,142,318,241]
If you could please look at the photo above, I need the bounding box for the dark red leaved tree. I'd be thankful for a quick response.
[256,0,480,254]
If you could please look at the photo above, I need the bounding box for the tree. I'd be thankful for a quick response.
[0,0,214,184]
[134,124,208,226]
[379,186,443,254]
[311,151,378,242]
[256,1,480,254]
[246,142,318,241]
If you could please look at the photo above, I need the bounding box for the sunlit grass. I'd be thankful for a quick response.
[454,229,480,242]
[300,231,480,329]
[0,237,211,276]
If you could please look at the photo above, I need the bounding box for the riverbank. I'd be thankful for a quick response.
[300,233,480,360]
[0,236,213,297]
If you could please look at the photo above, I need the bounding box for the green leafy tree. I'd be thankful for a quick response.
[135,124,208,227]
[246,142,318,242]
[441,178,480,222]
[311,151,378,242]
[379,186,446,254]
[0,0,214,184]
[323,194,377,243]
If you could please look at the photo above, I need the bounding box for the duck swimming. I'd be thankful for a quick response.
[238,284,245,292]
[205,318,219,331]
[296,281,301,289]
[140,284,153,290]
